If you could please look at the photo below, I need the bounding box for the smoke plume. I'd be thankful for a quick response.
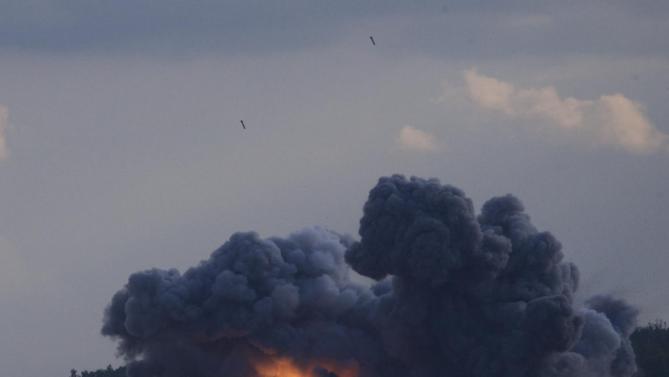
[103,175,638,377]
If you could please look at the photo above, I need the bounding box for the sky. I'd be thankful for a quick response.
[1,1,668,376]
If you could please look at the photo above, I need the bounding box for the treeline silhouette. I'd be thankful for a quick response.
[70,321,669,377]
[631,320,669,377]
[69,365,125,377]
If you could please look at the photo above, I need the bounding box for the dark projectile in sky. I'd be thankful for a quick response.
[369,36,376,46]
[240,120,246,129]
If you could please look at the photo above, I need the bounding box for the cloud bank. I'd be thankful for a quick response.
[1,1,668,60]
[397,126,438,152]
[464,69,668,153]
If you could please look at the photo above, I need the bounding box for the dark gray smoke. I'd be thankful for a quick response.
[102,175,638,377]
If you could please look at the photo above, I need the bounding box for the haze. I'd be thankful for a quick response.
[0,2,668,377]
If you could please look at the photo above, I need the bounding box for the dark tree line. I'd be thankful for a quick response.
[70,365,125,377]
[631,320,669,377]
[71,321,669,377]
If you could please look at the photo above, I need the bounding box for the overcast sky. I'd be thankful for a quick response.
[1,1,669,376]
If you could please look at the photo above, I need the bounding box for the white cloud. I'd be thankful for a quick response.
[0,105,8,160]
[397,126,438,152]
[595,94,667,153]
[464,69,668,153]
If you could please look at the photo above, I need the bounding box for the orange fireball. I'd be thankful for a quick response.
[253,356,358,377]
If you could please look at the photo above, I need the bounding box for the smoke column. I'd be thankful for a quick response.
[102,175,638,377]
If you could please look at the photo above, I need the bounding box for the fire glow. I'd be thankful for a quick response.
[253,357,358,377]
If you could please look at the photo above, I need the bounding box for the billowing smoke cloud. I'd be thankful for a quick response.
[397,126,438,152]
[0,105,8,160]
[103,175,638,377]
[464,69,668,154]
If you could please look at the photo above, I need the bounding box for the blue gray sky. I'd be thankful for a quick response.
[1,1,668,376]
